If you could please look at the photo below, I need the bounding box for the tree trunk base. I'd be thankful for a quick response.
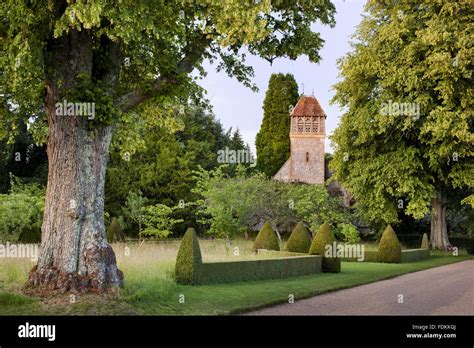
[23,245,123,295]
[24,266,123,295]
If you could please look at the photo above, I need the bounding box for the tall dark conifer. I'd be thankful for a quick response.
[256,74,299,177]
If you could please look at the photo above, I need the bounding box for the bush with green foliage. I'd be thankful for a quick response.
[193,167,357,238]
[339,223,360,244]
[378,225,402,263]
[309,223,341,273]
[0,178,44,242]
[141,204,183,239]
[107,217,125,243]
[253,222,280,251]
[421,233,429,249]
[286,222,312,253]
[175,228,203,285]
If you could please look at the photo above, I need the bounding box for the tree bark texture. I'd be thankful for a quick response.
[430,190,452,251]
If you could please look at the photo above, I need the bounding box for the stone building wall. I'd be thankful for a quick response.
[273,95,326,184]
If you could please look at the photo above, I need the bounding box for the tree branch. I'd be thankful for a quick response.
[116,37,210,112]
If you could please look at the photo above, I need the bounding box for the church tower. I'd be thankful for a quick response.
[273,95,326,184]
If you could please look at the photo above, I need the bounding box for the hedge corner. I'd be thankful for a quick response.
[309,223,341,273]
[175,227,202,285]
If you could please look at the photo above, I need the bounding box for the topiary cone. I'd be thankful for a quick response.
[253,221,280,251]
[107,217,122,243]
[378,224,401,263]
[287,222,312,253]
[309,223,341,273]
[175,228,202,284]
[421,233,429,249]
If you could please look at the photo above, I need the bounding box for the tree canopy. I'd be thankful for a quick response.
[1,0,336,142]
[330,0,473,232]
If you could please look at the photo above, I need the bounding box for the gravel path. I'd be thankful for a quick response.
[246,260,474,315]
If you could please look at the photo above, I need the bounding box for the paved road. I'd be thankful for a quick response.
[246,260,474,315]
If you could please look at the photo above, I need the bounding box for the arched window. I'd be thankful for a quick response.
[306,152,309,162]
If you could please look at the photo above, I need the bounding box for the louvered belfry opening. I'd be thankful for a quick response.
[290,95,326,135]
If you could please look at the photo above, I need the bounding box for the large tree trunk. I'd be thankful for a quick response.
[24,30,123,294]
[430,190,451,251]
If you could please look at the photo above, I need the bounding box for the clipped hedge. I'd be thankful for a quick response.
[196,255,321,285]
[175,228,202,285]
[174,228,322,285]
[286,222,312,253]
[340,250,379,263]
[309,223,341,273]
[397,234,474,254]
[401,249,430,263]
[378,225,401,263]
[253,221,280,251]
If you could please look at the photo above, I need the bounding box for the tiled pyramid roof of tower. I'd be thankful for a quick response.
[291,95,326,117]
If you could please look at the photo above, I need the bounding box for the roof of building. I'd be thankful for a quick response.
[291,95,326,117]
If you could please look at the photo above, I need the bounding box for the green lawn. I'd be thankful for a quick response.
[0,242,471,315]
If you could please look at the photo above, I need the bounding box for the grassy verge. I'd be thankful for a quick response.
[0,254,470,315]
[124,255,472,315]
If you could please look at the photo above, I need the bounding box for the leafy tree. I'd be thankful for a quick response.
[105,106,245,235]
[287,183,354,233]
[193,166,297,238]
[256,73,299,177]
[141,204,183,239]
[330,0,473,250]
[192,166,354,238]
[123,190,148,240]
[1,0,335,292]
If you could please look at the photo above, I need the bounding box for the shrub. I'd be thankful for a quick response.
[378,225,401,263]
[253,221,280,251]
[421,233,429,249]
[309,223,341,273]
[175,228,202,284]
[0,180,44,243]
[107,217,124,242]
[340,223,360,244]
[286,222,312,253]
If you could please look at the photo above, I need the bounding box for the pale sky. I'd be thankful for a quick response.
[198,0,366,155]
